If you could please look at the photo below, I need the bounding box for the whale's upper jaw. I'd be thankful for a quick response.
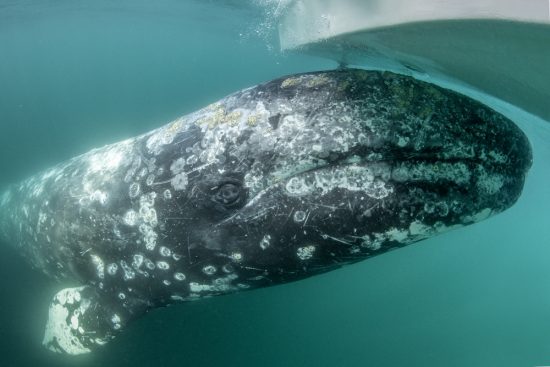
[204,70,532,278]
[216,69,532,207]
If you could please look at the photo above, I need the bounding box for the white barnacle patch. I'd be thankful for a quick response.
[118,292,126,300]
[397,136,408,147]
[43,286,90,355]
[132,254,144,269]
[187,154,198,165]
[159,246,172,257]
[123,210,138,226]
[171,172,188,191]
[297,245,316,260]
[260,234,271,250]
[194,122,232,165]
[91,255,105,279]
[170,157,186,174]
[230,252,243,262]
[139,205,157,226]
[293,210,306,223]
[90,190,108,205]
[111,314,121,330]
[212,274,239,291]
[107,263,118,276]
[408,221,434,240]
[488,150,507,163]
[146,118,184,155]
[222,264,234,273]
[129,183,140,198]
[360,234,381,251]
[461,208,492,224]
[286,177,313,196]
[163,189,172,200]
[70,313,79,330]
[391,162,471,186]
[124,156,142,183]
[385,227,410,243]
[476,166,504,195]
[174,272,186,281]
[120,261,135,280]
[189,282,211,292]
[433,221,463,234]
[361,226,416,251]
[146,157,157,172]
[435,202,449,217]
[140,225,158,251]
[94,337,110,346]
[189,273,239,293]
[140,191,157,205]
[202,265,217,275]
[315,165,393,199]
[163,280,172,286]
[156,261,170,270]
[136,193,158,249]
[58,287,81,305]
[244,171,264,195]
[139,192,157,223]
[137,167,148,179]
[145,174,155,186]
[145,134,164,156]
[144,258,156,270]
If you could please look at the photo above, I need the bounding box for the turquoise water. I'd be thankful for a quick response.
[1,1,550,366]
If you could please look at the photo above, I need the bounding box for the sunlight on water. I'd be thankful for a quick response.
[279,0,550,47]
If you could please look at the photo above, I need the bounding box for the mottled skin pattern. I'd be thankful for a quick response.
[0,69,532,354]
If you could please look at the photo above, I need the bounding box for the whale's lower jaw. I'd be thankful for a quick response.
[0,69,532,354]
[42,286,130,354]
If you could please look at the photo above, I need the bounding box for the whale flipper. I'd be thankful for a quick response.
[42,286,143,354]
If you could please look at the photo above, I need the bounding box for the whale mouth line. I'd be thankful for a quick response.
[282,153,499,182]
[239,154,485,213]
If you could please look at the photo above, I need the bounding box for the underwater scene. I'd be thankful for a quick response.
[0,1,550,366]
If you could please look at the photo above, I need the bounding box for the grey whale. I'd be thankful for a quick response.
[0,69,532,354]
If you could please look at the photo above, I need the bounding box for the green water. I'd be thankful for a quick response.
[1,1,550,366]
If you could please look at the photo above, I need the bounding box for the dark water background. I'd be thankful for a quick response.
[1,1,550,366]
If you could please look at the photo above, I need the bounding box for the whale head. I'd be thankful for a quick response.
[0,69,532,354]
[147,69,532,284]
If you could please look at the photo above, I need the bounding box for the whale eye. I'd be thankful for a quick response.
[212,181,244,208]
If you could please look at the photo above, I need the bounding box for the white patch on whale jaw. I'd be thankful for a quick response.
[284,164,394,199]
[43,287,90,354]
[43,287,115,355]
